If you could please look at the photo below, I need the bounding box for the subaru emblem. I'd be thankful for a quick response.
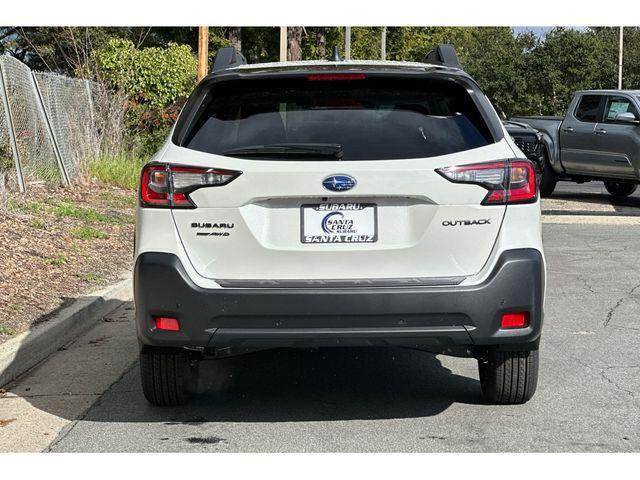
[322,174,356,192]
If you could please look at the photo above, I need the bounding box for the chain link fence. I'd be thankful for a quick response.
[34,72,98,181]
[0,87,13,191]
[0,55,126,192]
[0,55,64,189]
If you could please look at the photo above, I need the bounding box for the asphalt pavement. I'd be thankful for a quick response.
[545,181,640,215]
[1,181,639,452]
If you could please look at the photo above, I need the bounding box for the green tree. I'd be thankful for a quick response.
[93,38,197,108]
[384,27,470,62]
[240,28,280,63]
[590,27,640,90]
[527,28,604,115]
[621,28,640,89]
[302,27,346,60]
[1,27,176,74]
[0,27,240,75]
[460,27,533,117]
[93,38,198,155]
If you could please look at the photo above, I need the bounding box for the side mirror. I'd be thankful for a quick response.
[615,112,640,125]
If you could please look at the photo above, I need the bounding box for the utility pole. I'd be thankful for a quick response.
[197,26,209,81]
[280,27,287,62]
[381,27,386,60]
[618,26,624,90]
[345,27,351,60]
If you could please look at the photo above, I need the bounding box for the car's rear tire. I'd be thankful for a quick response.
[140,350,198,406]
[478,349,539,404]
[604,180,638,197]
[539,151,557,198]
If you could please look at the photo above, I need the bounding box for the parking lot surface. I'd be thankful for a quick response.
[543,182,640,216]
[1,183,639,452]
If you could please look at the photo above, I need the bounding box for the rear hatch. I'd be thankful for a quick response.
[167,73,512,283]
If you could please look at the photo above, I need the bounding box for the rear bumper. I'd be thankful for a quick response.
[134,249,544,355]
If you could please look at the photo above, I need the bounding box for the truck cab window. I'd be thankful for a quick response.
[574,95,603,123]
[603,96,639,123]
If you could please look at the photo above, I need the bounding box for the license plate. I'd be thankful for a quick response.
[301,203,378,244]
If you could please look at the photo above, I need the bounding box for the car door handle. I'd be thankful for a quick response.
[562,127,574,133]
[595,128,607,135]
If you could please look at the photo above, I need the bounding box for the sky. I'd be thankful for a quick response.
[512,26,586,37]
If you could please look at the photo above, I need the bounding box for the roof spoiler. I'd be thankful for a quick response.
[424,44,462,69]
[212,46,247,72]
[210,44,462,72]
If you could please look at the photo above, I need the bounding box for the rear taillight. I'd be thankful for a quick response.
[436,159,537,205]
[140,163,241,208]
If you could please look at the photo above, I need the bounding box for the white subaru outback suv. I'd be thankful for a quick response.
[134,45,545,406]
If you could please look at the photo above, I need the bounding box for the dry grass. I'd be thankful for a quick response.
[0,181,135,343]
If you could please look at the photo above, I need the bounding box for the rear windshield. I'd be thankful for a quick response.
[182,76,495,160]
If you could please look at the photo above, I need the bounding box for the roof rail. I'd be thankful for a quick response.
[424,44,462,70]
[212,46,247,72]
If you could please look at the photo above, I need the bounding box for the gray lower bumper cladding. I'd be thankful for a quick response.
[134,249,544,356]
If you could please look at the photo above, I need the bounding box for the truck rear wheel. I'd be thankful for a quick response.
[604,181,637,198]
[539,152,557,198]
[140,350,199,406]
[478,349,539,404]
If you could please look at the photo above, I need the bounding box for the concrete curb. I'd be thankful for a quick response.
[0,274,133,387]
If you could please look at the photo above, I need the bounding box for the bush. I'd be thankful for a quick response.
[134,98,185,157]
[92,39,197,156]
[93,38,197,108]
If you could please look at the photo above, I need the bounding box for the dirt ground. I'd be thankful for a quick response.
[0,182,135,343]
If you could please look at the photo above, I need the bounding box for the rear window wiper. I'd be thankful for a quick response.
[222,143,343,160]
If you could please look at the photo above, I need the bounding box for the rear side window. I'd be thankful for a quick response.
[181,76,495,160]
[574,95,603,123]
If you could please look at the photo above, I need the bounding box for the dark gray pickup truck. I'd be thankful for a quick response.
[512,90,640,197]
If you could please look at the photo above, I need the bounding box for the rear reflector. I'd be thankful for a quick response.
[500,312,529,329]
[154,316,180,331]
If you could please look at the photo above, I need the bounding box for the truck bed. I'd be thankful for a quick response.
[511,116,563,122]
[510,116,563,137]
